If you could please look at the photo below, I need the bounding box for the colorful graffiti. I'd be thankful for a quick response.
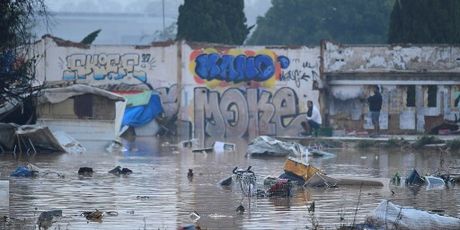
[194,87,306,139]
[62,53,156,82]
[189,49,290,88]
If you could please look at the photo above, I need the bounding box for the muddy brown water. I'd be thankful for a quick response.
[1,137,460,229]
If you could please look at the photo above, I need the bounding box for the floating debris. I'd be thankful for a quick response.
[78,167,93,177]
[189,211,200,222]
[37,210,62,230]
[187,169,193,178]
[10,166,38,177]
[235,204,245,214]
[368,200,460,229]
[218,176,233,186]
[82,209,103,222]
[108,166,132,176]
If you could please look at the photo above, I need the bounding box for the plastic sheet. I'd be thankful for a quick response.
[246,136,308,159]
[368,200,460,230]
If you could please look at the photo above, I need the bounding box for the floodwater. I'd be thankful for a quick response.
[1,137,460,229]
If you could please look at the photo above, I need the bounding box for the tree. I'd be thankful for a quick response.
[176,0,251,45]
[0,0,47,123]
[81,29,101,45]
[247,0,394,45]
[152,23,177,42]
[388,0,460,43]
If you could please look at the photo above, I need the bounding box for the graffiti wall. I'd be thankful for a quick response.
[39,36,178,87]
[35,37,321,138]
[181,44,320,139]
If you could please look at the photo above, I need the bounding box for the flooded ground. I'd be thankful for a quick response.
[1,137,460,229]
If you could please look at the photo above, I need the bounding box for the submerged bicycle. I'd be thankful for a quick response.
[232,166,257,197]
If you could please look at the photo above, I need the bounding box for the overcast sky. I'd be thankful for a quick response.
[44,0,271,26]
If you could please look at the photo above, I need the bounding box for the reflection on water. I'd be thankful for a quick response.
[0,137,460,229]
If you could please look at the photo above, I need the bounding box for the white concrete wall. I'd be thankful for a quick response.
[36,37,320,138]
[324,41,460,73]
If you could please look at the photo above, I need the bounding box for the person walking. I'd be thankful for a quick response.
[367,85,382,136]
[301,100,322,136]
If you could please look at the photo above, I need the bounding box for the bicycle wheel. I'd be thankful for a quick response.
[240,173,256,196]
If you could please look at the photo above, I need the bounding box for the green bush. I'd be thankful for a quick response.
[412,135,444,149]
[446,139,460,152]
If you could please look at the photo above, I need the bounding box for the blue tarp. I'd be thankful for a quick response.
[10,166,36,177]
[122,94,163,128]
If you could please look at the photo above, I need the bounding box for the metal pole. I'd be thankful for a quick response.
[162,0,166,37]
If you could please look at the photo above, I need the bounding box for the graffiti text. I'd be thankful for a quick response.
[63,53,156,82]
[194,87,306,139]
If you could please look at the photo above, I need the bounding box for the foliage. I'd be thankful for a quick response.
[247,0,394,45]
[388,0,460,43]
[0,0,47,107]
[412,135,444,149]
[80,29,101,45]
[152,23,177,42]
[446,139,460,152]
[382,137,409,148]
[356,140,374,149]
[176,0,251,45]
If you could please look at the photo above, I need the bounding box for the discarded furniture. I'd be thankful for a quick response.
[283,157,321,181]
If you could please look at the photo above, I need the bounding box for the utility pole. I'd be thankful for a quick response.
[162,0,166,38]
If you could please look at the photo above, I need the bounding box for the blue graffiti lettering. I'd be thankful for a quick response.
[195,54,287,83]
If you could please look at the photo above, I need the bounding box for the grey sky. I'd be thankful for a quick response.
[44,0,271,26]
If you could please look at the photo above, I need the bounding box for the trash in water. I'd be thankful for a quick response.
[391,172,401,185]
[283,157,321,181]
[187,169,193,178]
[279,171,306,185]
[405,169,425,186]
[105,211,118,216]
[37,210,62,230]
[136,196,150,200]
[218,176,233,186]
[191,147,213,153]
[367,200,460,229]
[425,176,445,190]
[235,204,245,214]
[265,178,293,197]
[82,209,103,222]
[308,149,336,159]
[246,136,308,158]
[108,166,133,176]
[307,201,315,213]
[78,167,94,177]
[208,213,231,219]
[53,131,86,154]
[304,172,338,188]
[179,139,198,148]
[0,180,8,215]
[178,224,197,230]
[213,141,236,153]
[10,166,38,177]
[189,211,200,222]
[106,140,123,153]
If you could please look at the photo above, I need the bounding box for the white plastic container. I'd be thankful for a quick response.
[0,180,9,216]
